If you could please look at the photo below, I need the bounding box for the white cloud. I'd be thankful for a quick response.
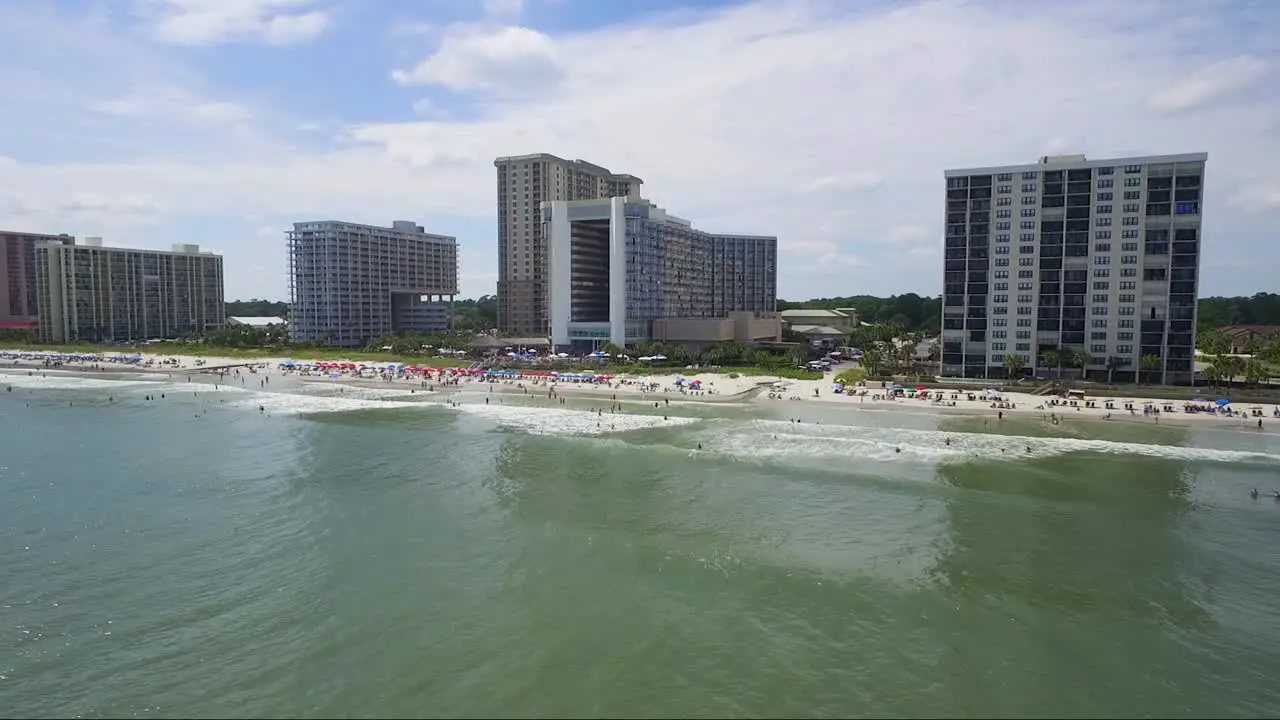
[391,25,562,93]
[91,85,255,126]
[1147,55,1270,113]
[2,0,1280,300]
[139,0,330,46]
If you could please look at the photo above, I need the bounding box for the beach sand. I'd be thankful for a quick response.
[3,349,1276,432]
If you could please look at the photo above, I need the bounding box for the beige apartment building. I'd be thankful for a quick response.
[35,238,225,343]
[495,153,642,336]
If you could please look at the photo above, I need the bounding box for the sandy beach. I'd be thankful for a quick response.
[3,348,1277,432]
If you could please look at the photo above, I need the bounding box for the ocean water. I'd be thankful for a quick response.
[2,370,1279,719]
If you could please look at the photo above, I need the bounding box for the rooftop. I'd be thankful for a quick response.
[229,316,287,327]
[781,309,850,318]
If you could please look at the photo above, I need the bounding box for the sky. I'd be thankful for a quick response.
[1,0,1278,302]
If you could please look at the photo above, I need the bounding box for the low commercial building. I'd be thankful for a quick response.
[228,316,287,327]
[543,196,780,351]
[35,238,225,342]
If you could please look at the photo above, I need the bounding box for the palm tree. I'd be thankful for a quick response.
[1139,354,1162,385]
[1217,354,1245,388]
[860,345,884,377]
[1003,353,1026,379]
[1105,355,1123,384]
[1074,350,1091,380]
[1244,358,1269,387]
[1041,349,1060,379]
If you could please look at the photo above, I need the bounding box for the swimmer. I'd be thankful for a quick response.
[696,443,702,450]
[894,446,900,454]
[1250,488,1259,500]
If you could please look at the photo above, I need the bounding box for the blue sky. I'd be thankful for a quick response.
[1,0,1279,301]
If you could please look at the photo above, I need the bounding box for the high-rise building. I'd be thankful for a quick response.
[0,230,75,331]
[35,238,225,343]
[543,196,780,351]
[495,153,643,337]
[287,220,458,348]
[941,153,1207,385]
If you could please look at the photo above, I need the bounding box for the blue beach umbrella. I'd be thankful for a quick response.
[1215,398,1231,406]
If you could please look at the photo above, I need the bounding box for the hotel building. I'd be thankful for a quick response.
[941,153,1206,385]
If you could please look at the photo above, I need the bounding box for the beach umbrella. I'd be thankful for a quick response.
[1215,398,1231,406]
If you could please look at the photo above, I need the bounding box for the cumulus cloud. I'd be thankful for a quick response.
[139,0,330,46]
[1,0,1279,300]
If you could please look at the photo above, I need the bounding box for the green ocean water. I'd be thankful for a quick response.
[2,370,1279,719]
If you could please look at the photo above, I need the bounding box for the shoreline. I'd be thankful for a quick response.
[3,349,1278,434]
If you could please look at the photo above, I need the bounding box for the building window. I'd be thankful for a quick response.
[996,234,1011,242]
[1093,268,1110,277]
[1119,319,1134,328]
[997,222,1011,230]
[1098,166,1114,175]
[1016,330,1031,339]
[1019,245,1034,255]
[993,282,1009,291]
[997,197,1012,206]
[1124,165,1142,173]
[1119,306,1136,316]
[1121,229,1139,239]
[1096,217,1112,227]
[994,294,1009,303]
[1093,281,1110,290]
[1017,318,1032,327]
[1017,306,1032,315]
[993,317,1008,326]
[1092,319,1108,328]
[992,330,1007,339]
[996,209,1011,218]
[1091,331,1107,340]
[998,185,1011,194]
[1123,203,1140,213]
[1018,270,1034,278]
[1019,221,1035,229]
[1118,293,1136,303]
[1017,294,1033,303]
[1091,344,1107,354]
[1121,255,1138,264]
[1176,202,1200,215]
[996,245,1010,254]
[1124,190,1140,200]
[1124,177,1142,187]
[1097,179,1114,189]
[994,306,1008,314]
[1097,204,1113,214]
[1120,281,1136,290]
[1021,196,1037,206]
[1092,293,1108,303]
[1118,331,1134,341]
[1018,281,1033,290]
[1094,255,1110,265]
[1022,171,1038,180]
[1020,233,1035,242]
[1016,342,1031,351]
[1091,306,1109,316]
[991,342,1007,351]
[1121,242,1138,252]
[1021,183,1038,193]
[993,270,1009,278]
[1095,243,1112,252]
[1097,192,1113,201]
[1117,344,1135,354]
[997,173,1012,182]
[1120,267,1137,277]
[1018,257,1034,266]
[1095,230,1112,240]
[1121,217,1140,226]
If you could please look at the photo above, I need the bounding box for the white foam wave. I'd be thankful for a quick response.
[703,419,1280,466]
[223,391,427,416]
[0,373,163,391]
[296,383,427,401]
[456,403,701,436]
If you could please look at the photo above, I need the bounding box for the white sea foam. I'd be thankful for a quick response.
[222,391,427,416]
[296,383,427,401]
[701,419,1280,466]
[456,402,701,436]
[0,373,164,391]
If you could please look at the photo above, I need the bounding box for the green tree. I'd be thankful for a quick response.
[860,346,884,376]
[1041,348,1062,379]
[1105,355,1124,384]
[1074,349,1091,379]
[1139,354,1162,385]
[1003,353,1027,379]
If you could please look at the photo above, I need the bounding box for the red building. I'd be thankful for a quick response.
[0,230,75,330]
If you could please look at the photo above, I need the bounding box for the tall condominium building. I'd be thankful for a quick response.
[941,152,1207,385]
[287,220,458,348]
[35,238,225,343]
[495,153,643,337]
[543,196,780,351]
[0,230,75,331]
